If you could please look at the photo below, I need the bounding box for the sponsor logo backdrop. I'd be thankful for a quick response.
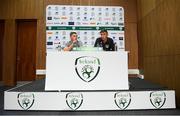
[46,5,125,51]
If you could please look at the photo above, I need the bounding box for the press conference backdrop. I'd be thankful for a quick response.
[46,5,125,51]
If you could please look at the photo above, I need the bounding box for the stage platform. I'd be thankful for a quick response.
[4,78,176,111]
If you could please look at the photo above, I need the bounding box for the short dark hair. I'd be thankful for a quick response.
[100,29,108,33]
[70,32,77,36]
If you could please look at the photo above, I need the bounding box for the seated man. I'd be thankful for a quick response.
[94,29,115,51]
[63,32,82,51]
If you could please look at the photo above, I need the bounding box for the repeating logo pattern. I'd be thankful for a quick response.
[46,5,125,51]
[66,92,83,110]
[150,91,166,109]
[17,93,35,110]
[75,56,100,82]
[114,92,131,110]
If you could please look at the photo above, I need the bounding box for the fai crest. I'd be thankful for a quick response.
[66,92,83,110]
[114,92,131,110]
[17,93,35,110]
[75,56,100,82]
[150,91,166,109]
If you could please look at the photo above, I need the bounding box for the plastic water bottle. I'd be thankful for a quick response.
[114,42,118,51]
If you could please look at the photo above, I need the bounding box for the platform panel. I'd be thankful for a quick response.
[4,90,175,111]
[6,78,167,92]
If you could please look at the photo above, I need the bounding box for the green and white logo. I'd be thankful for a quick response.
[17,93,35,110]
[114,92,131,110]
[75,56,100,82]
[150,91,166,109]
[66,92,83,110]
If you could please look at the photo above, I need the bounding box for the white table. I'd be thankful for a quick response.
[45,51,129,91]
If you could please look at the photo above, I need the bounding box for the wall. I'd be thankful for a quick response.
[0,0,46,85]
[0,20,5,82]
[137,0,180,107]
[0,0,138,85]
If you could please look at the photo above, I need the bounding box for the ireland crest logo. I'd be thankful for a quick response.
[114,92,131,110]
[75,56,100,82]
[66,92,83,110]
[150,91,166,109]
[17,93,35,110]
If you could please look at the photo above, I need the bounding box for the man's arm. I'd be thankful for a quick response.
[110,39,115,51]
[63,39,78,51]
[94,39,98,47]
[63,43,74,51]
[78,41,83,47]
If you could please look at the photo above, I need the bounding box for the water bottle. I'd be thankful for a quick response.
[114,42,118,51]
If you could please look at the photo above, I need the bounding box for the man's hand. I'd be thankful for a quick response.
[72,39,77,44]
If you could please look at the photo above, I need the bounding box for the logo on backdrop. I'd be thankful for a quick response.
[114,92,131,110]
[75,56,100,82]
[150,91,166,109]
[66,92,83,110]
[17,93,35,110]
